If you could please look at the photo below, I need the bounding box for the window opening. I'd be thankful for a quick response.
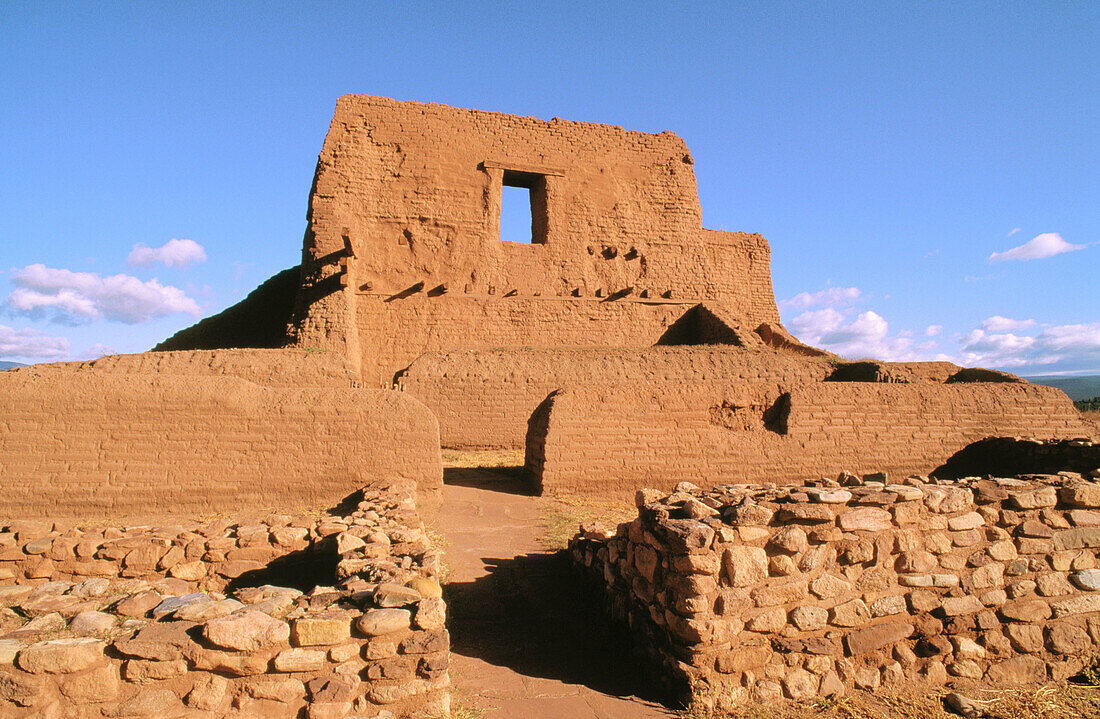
[500,185,533,244]
[499,169,547,244]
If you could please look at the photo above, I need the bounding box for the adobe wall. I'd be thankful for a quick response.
[398,347,833,449]
[0,373,442,519]
[0,478,449,718]
[571,474,1100,709]
[358,295,695,387]
[527,381,1095,497]
[8,348,358,388]
[290,95,781,375]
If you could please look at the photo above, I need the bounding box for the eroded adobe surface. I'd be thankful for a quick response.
[288,95,781,384]
[0,365,443,519]
[526,380,1096,496]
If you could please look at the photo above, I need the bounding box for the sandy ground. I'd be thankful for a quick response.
[435,464,671,718]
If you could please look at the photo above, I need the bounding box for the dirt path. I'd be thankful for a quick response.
[436,466,672,718]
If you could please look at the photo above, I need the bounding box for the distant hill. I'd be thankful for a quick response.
[0,361,26,370]
[1025,374,1100,402]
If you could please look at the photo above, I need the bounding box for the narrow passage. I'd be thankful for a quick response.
[436,465,671,718]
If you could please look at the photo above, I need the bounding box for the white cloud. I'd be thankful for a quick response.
[982,315,1035,332]
[127,239,207,268]
[0,324,70,359]
[6,264,201,324]
[1007,227,1021,237]
[789,308,936,362]
[988,232,1085,262]
[780,286,861,311]
[959,322,1100,370]
[924,325,943,336]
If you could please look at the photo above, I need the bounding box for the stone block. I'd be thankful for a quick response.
[789,606,828,631]
[291,615,352,646]
[275,647,327,672]
[203,610,290,652]
[1061,484,1100,508]
[16,638,105,674]
[844,622,913,655]
[999,599,1052,622]
[829,599,870,627]
[942,596,984,616]
[723,546,767,588]
[1052,594,1100,617]
[1012,487,1058,510]
[837,508,892,532]
[985,655,1047,684]
[1056,527,1100,550]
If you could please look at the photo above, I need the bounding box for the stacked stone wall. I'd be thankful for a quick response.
[0,479,449,718]
[571,472,1100,710]
[528,381,1095,496]
[398,347,831,449]
[0,373,442,519]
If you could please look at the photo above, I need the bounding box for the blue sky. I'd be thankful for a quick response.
[1,2,1096,373]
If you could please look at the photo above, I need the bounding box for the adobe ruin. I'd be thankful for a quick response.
[166,95,1092,478]
[1,96,1098,715]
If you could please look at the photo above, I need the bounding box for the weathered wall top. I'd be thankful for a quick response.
[308,95,706,294]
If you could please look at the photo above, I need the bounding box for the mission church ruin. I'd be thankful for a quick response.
[3,94,1093,516]
[164,94,1092,495]
[0,96,1097,716]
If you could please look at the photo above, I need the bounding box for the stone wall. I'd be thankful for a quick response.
[398,347,832,449]
[0,372,442,519]
[570,472,1100,710]
[528,381,1095,496]
[0,479,449,718]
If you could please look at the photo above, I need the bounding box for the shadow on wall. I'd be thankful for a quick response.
[154,265,301,351]
[655,304,741,346]
[933,437,1100,479]
[226,536,340,594]
[444,550,666,705]
[224,488,364,593]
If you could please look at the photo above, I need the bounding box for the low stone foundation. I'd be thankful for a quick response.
[0,479,449,718]
[571,471,1100,711]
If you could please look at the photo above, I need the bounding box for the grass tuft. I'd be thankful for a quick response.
[537,494,637,550]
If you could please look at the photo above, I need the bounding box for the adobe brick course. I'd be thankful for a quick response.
[0,372,442,519]
[528,381,1096,496]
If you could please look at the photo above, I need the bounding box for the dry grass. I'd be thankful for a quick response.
[441,448,525,468]
[538,493,638,550]
[678,684,1100,719]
